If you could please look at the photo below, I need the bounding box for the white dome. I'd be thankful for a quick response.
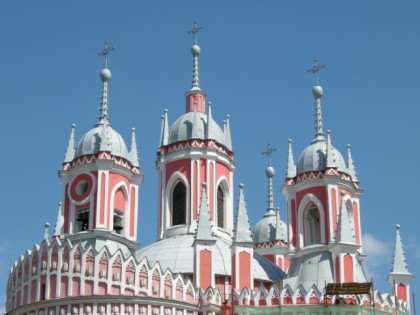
[75,124,129,160]
[168,111,230,149]
[136,234,286,281]
[297,140,347,175]
[253,213,287,243]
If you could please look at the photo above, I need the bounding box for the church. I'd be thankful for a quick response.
[5,23,413,315]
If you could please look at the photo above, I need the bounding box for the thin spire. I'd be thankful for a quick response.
[97,42,114,125]
[128,128,140,167]
[308,59,326,144]
[390,224,410,274]
[99,120,111,151]
[43,222,50,241]
[195,183,215,241]
[191,101,202,138]
[232,184,253,243]
[188,21,203,92]
[160,109,169,146]
[326,130,337,168]
[335,192,354,243]
[53,202,63,238]
[286,139,296,178]
[262,144,277,215]
[274,207,286,241]
[206,102,212,139]
[64,124,76,163]
[347,144,358,181]
[224,114,232,150]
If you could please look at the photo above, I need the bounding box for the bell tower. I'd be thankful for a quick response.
[156,22,234,241]
[57,42,143,242]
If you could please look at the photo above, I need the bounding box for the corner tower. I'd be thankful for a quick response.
[156,22,234,241]
[281,60,366,291]
[58,42,143,242]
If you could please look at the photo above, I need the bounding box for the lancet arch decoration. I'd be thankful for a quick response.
[166,172,190,228]
[297,193,326,248]
[110,182,129,236]
[215,177,230,230]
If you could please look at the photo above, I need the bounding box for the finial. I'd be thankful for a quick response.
[286,139,296,178]
[128,128,140,167]
[262,143,277,166]
[233,183,253,243]
[44,222,50,240]
[307,59,325,86]
[53,202,63,238]
[347,144,358,182]
[64,124,76,163]
[239,183,244,189]
[188,21,204,45]
[98,41,115,69]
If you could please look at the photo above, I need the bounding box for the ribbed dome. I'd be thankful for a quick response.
[136,234,286,281]
[253,213,287,243]
[168,111,229,149]
[297,140,346,175]
[75,124,129,159]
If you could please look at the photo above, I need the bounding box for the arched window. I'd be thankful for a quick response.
[304,205,320,246]
[172,182,186,226]
[217,186,225,228]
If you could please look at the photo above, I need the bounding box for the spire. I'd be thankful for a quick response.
[262,144,277,215]
[64,124,76,163]
[274,207,286,241]
[232,184,253,243]
[347,144,358,181]
[390,224,410,274]
[53,202,63,238]
[326,130,337,168]
[159,109,169,147]
[205,102,212,139]
[224,114,232,150]
[191,101,203,138]
[128,128,140,167]
[97,41,114,125]
[43,222,50,241]
[195,183,215,242]
[99,120,111,151]
[187,21,204,92]
[335,192,354,243]
[286,139,296,178]
[307,59,326,144]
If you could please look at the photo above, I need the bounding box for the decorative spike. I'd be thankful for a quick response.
[205,102,212,139]
[97,42,114,125]
[286,139,296,178]
[53,202,63,238]
[390,224,410,274]
[191,101,202,139]
[195,183,215,241]
[326,130,337,168]
[99,122,111,151]
[232,184,253,243]
[188,22,204,91]
[274,207,286,241]
[224,114,232,150]
[64,124,76,163]
[335,192,354,243]
[159,109,169,147]
[311,93,325,143]
[128,128,140,167]
[347,144,358,182]
[44,222,50,241]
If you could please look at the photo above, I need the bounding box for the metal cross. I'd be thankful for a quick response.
[188,21,204,45]
[97,41,115,68]
[307,59,326,85]
[262,143,277,165]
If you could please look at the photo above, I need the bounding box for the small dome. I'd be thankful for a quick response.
[297,140,347,175]
[253,213,287,243]
[168,111,230,149]
[75,124,130,160]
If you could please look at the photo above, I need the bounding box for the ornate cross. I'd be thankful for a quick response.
[307,59,325,85]
[262,143,277,165]
[188,21,204,45]
[98,41,115,68]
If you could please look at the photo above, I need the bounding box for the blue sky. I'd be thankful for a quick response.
[0,1,419,311]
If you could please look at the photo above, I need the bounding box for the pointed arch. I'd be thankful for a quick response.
[215,176,230,230]
[297,193,326,248]
[165,172,190,229]
[172,181,186,226]
[110,181,129,236]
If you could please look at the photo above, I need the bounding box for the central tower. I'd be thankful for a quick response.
[156,22,234,241]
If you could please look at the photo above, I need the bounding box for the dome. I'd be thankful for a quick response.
[168,111,230,149]
[297,140,347,175]
[253,212,287,243]
[136,234,286,281]
[75,123,130,160]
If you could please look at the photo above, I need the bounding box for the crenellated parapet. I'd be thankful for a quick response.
[6,232,223,315]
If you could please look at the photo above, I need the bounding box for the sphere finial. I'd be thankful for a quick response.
[100,68,112,82]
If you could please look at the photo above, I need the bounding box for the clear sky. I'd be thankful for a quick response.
[0,1,419,312]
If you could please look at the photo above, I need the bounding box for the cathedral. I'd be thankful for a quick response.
[5,24,413,315]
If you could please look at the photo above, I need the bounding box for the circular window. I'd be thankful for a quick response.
[76,180,88,196]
